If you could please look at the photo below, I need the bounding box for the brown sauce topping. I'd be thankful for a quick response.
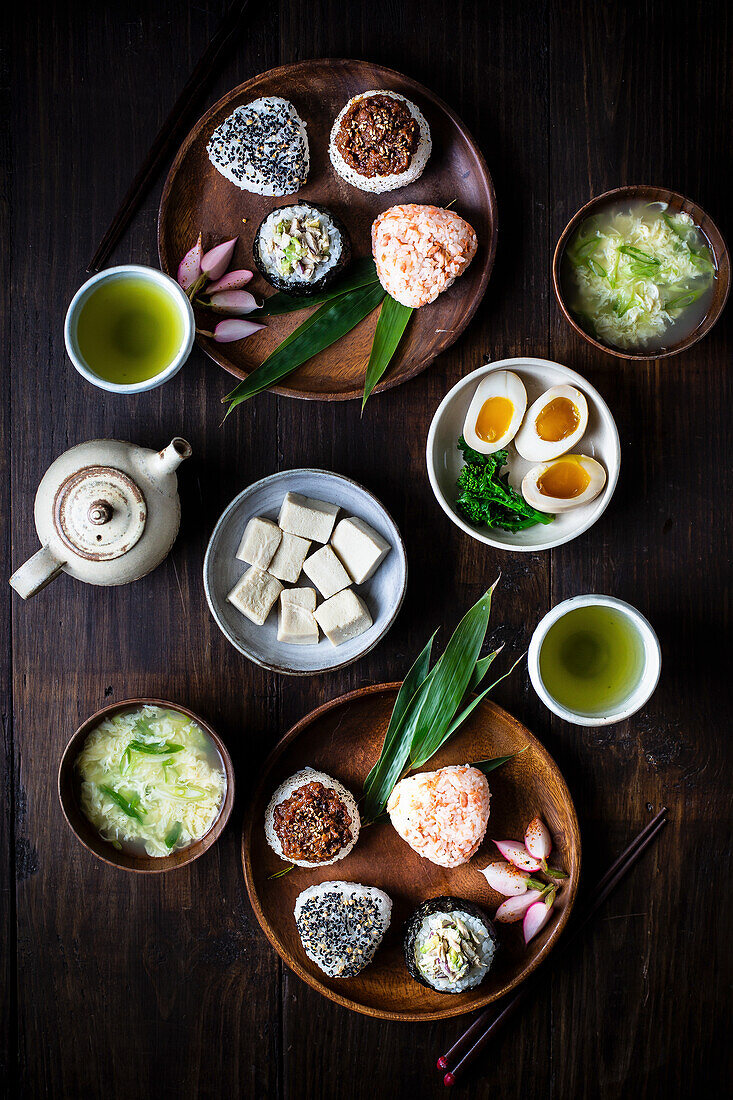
[273,781,352,862]
[335,94,419,178]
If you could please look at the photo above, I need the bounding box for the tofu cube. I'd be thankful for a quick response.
[280,587,317,612]
[277,602,319,645]
[267,531,311,584]
[314,590,372,647]
[236,516,282,569]
[227,566,282,626]
[331,517,391,584]
[303,545,351,599]
[278,492,340,543]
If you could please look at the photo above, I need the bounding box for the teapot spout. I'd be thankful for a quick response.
[150,438,192,477]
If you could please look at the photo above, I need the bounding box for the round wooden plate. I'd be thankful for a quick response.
[242,684,581,1021]
[158,58,497,400]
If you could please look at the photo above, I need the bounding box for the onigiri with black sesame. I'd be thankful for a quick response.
[294,881,392,978]
[207,97,309,196]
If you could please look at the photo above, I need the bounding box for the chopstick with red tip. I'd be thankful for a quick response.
[437,806,668,1087]
[87,0,250,273]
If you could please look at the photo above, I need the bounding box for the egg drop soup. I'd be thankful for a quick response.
[561,200,716,353]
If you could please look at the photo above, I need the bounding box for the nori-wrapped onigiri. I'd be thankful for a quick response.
[253,202,351,296]
[404,896,497,993]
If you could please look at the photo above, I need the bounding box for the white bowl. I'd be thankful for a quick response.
[426,357,621,551]
[527,594,662,726]
[64,264,195,394]
[203,469,408,675]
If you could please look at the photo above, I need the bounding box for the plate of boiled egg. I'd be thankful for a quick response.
[426,357,620,551]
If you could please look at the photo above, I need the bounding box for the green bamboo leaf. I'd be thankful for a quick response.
[363,811,390,826]
[223,281,386,411]
[361,296,413,410]
[362,631,437,822]
[406,582,499,769]
[413,651,526,765]
[256,258,381,315]
[361,582,525,822]
[468,647,503,692]
[471,748,527,777]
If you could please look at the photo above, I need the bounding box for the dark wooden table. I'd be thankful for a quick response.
[3,1,731,1096]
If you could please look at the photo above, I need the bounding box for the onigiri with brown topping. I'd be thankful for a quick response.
[329,89,431,194]
[265,767,360,868]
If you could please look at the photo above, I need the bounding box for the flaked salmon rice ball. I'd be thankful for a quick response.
[371,204,478,308]
[387,764,490,868]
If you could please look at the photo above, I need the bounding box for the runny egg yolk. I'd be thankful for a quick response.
[535,397,580,442]
[475,396,514,443]
[537,458,591,499]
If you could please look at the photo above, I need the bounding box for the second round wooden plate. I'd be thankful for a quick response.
[242,684,580,1021]
[158,58,497,400]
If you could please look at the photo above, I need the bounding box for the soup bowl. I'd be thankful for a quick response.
[552,185,730,361]
[58,698,235,872]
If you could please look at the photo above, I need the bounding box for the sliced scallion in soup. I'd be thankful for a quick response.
[561,201,716,352]
[76,706,226,857]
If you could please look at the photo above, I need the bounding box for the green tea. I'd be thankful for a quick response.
[539,605,645,716]
[76,277,184,384]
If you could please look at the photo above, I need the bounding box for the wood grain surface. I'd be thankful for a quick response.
[242,685,580,1021]
[4,1,731,1097]
[158,58,497,399]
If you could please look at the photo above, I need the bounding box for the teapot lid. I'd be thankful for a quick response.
[52,465,147,561]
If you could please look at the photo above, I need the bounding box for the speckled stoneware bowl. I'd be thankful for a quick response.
[204,469,408,674]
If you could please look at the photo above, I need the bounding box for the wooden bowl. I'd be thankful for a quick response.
[242,683,581,1021]
[58,698,235,873]
[158,58,497,400]
[552,185,730,361]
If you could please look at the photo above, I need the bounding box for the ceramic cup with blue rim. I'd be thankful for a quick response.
[528,594,661,726]
[64,264,195,394]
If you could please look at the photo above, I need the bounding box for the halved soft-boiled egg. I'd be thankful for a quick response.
[514,384,588,461]
[521,454,606,513]
[463,371,527,454]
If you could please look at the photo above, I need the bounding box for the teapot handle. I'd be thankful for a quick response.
[9,545,66,599]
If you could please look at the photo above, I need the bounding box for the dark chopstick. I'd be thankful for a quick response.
[87,0,250,273]
[438,807,668,1086]
[437,806,668,1072]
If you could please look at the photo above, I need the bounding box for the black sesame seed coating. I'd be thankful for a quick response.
[207,96,309,195]
[295,886,389,978]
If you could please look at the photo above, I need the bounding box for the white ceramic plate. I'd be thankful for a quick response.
[203,469,408,674]
[426,357,621,551]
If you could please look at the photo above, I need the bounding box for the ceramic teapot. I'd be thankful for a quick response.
[10,437,192,599]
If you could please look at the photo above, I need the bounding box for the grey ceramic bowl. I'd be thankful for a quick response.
[203,469,408,674]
